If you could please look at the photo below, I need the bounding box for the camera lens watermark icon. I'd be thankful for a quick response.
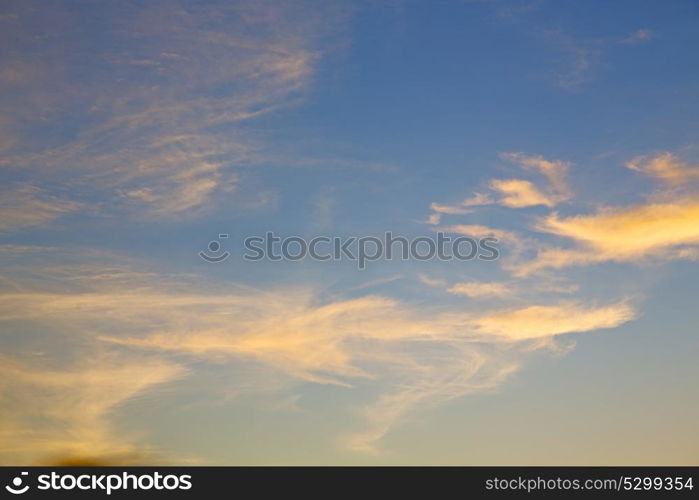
[199,234,230,263]
[5,472,29,495]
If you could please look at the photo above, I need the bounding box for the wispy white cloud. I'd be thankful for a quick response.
[466,301,636,340]
[626,152,699,186]
[0,353,185,465]
[500,152,572,200]
[538,27,653,90]
[350,274,403,291]
[463,192,494,206]
[448,281,513,298]
[417,273,448,288]
[343,346,519,454]
[620,29,653,45]
[0,256,637,457]
[0,185,82,231]
[0,1,348,220]
[489,178,557,208]
[428,150,699,278]
[437,224,526,253]
[515,197,699,275]
[429,202,474,215]
[489,152,572,208]
[425,153,571,222]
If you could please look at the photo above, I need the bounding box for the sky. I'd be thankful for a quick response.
[0,0,698,465]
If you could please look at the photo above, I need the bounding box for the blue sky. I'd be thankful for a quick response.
[1,0,698,464]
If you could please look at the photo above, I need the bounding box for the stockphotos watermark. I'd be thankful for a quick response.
[4,470,192,495]
[199,231,499,269]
